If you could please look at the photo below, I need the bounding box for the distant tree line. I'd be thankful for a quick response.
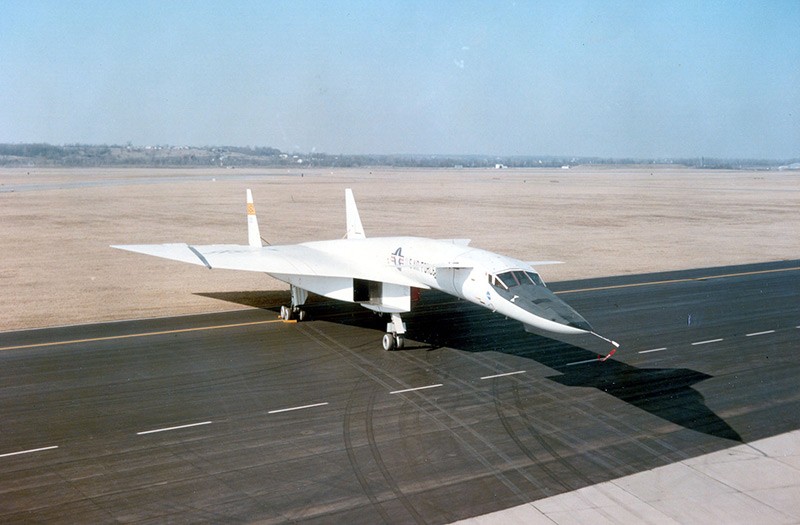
[0,144,285,168]
[0,143,796,170]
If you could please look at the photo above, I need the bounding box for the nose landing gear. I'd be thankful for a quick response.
[382,333,405,351]
[382,312,406,351]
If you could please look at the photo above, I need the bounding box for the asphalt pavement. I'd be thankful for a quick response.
[1,260,798,523]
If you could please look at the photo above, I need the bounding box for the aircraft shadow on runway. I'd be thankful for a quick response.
[197,289,742,442]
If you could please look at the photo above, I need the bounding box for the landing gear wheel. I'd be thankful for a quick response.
[383,312,407,351]
[280,306,307,322]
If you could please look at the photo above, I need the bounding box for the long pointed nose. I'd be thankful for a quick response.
[504,284,594,332]
[545,293,594,331]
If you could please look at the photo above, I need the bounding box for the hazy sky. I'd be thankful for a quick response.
[2,1,799,158]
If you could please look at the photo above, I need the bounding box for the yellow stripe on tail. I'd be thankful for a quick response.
[246,189,262,247]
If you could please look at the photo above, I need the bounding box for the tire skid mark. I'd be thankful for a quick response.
[365,387,426,524]
[399,344,620,488]
[456,351,689,464]
[389,348,588,495]
[396,349,663,482]
[343,377,393,524]
[298,324,531,505]
[507,376,626,477]
[509,381,594,488]
[491,380,564,494]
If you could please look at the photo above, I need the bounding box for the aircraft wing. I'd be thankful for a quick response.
[111,243,429,289]
[527,261,564,266]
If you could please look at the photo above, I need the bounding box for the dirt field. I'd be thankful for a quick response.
[1,166,798,331]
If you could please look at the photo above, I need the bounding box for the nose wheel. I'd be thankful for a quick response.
[382,312,406,351]
[382,333,405,351]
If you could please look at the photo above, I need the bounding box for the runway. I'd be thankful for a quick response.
[1,260,798,523]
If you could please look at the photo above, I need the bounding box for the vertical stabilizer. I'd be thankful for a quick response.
[345,188,366,239]
[246,189,262,247]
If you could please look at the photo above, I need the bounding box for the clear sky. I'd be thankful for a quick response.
[2,1,798,158]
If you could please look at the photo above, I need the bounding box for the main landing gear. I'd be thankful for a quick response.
[280,286,407,351]
[279,285,308,322]
[382,312,406,351]
[279,305,306,322]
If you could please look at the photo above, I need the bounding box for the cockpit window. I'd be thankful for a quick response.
[490,270,544,289]
[512,271,530,285]
[489,273,509,290]
[527,271,544,286]
[497,272,516,288]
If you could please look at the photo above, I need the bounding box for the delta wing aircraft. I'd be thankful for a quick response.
[113,189,619,355]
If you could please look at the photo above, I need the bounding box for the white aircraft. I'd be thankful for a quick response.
[113,189,619,356]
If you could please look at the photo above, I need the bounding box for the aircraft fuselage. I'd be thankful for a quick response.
[269,236,592,336]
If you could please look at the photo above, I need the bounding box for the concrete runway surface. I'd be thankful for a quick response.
[0,260,798,523]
